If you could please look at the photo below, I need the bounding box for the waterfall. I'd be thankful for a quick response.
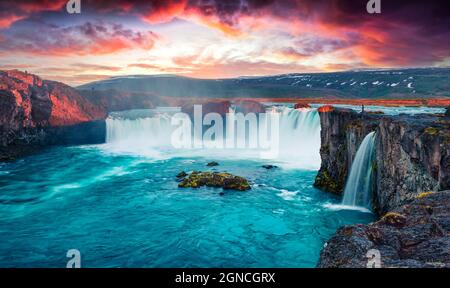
[277,107,321,169]
[105,107,321,169]
[342,132,376,209]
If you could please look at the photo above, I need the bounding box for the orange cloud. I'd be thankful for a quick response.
[141,0,188,24]
[0,0,66,28]
[0,15,25,29]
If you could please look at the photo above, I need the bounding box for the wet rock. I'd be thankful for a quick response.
[262,165,278,170]
[176,171,188,178]
[317,190,450,268]
[178,171,251,191]
[206,161,219,167]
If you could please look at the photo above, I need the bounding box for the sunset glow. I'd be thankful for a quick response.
[0,0,449,86]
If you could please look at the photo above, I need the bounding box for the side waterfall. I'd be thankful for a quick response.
[342,132,376,209]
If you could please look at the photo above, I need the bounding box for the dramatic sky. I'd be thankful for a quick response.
[0,0,449,85]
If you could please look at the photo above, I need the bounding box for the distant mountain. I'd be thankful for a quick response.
[78,68,450,99]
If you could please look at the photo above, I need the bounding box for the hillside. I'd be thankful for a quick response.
[78,68,450,99]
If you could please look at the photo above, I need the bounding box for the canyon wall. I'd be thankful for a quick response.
[314,107,380,195]
[314,108,449,213]
[315,108,450,268]
[0,70,107,161]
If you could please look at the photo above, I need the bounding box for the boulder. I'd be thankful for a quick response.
[206,161,219,167]
[317,191,450,268]
[178,171,251,191]
[262,165,278,169]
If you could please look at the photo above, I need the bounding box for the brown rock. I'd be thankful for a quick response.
[294,103,311,109]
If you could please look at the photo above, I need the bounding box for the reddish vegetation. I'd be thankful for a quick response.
[318,105,335,113]
[294,103,312,109]
[253,97,450,107]
[166,97,450,108]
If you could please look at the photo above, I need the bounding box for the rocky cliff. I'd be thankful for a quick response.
[315,107,450,267]
[0,70,107,160]
[314,108,449,213]
[314,108,381,195]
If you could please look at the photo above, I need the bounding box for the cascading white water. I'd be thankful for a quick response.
[342,132,376,209]
[277,107,321,169]
[105,106,321,169]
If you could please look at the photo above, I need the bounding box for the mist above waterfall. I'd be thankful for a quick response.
[104,106,321,170]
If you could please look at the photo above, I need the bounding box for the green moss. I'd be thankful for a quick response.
[178,171,251,191]
[381,212,407,227]
[314,170,340,193]
[424,127,439,135]
[371,160,378,171]
[320,145,330,154]
[416,191,434,199]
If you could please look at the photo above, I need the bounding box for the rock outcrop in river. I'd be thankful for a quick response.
[178,171,251,191]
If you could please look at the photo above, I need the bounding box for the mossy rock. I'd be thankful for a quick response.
[416,191,435,199]
[178,171,251,191]
[314,170,341,194]
[424,127,439,136]
[381,212,407,227]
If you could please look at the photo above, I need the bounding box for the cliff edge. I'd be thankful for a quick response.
[0,70,107,160]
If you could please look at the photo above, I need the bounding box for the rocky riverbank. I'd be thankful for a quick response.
[315,106,450,268]
[314,107,450,213]
[318,190,450,268]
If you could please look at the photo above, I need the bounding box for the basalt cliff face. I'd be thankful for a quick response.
[0,70,107,161]
[314,108,380,194]
[315,108,450,268]
[314,108,449,213]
